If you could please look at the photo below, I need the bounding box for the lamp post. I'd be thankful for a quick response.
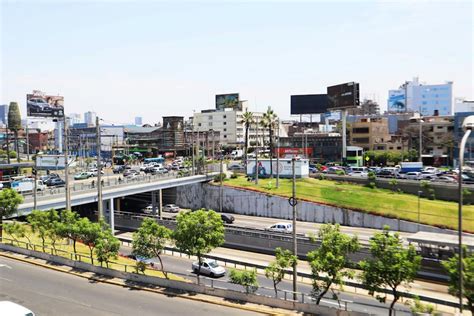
[417,190,423,231]
[419,116,424,163]
[457,114,474,313]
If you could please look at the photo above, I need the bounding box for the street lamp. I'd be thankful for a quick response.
[457,114,474,313]
[417,190,423,231]
[419,116,424,163]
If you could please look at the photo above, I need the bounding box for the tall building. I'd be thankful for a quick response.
[454,98,474,113]
[84,111,97,126]
[69,113,82,125]
[388,77,453,116]
[135,117,143,126]
[0,104,8,125]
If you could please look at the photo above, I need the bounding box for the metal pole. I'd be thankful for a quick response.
[26,118,30,161]
[255,117,259,184]
[191,129,195,176]
[96,116,103,220]
[292,157,298,300]
[6,127,10,164]
[417,190,422,232]
[159,189,162,220]
[64,118,71,210]
[276,119,280,188]
[419,117,423,163]
[219,156,223,213]
[33,155,38,209]
[458,129,470,313]
[342,109,347,165]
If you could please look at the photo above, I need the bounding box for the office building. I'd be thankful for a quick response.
[84,111,97,126]
[0,104,8,125]
[279,133,342,163]
[388,77,453,116]
[69,113,82,125]
[454,98,474,113]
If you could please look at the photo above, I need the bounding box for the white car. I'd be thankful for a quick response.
[163,204,180,213]
[266,222,293,233]
[192,259,225,277]
[405,172,421,180]
[143,205,154,214]
[0,301,35,316]
[348,171,368,178]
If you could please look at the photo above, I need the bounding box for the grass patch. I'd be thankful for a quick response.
[1,226,182,281]
[224,176,474,232]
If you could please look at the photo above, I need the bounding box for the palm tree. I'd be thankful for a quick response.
[8,102,22,163]
[261,107,278,177]
[240,111,254,169]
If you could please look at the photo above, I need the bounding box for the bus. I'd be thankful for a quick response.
[144,157,165,164]
[346,146,364,167]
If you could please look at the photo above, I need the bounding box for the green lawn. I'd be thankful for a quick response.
[222,176,474,232]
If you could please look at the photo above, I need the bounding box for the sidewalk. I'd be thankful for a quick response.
[117,232,465,315]
[0,250,296,316]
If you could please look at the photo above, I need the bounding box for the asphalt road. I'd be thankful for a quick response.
[118,245,411,315]
[0,256,262,316]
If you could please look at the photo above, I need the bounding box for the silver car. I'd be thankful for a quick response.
[163,204,180,213]
[192,259,225,277]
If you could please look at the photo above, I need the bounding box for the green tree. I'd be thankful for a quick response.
[8,102,22,163]
[442,249,474,314]
[307,224,360,304]
[132,218,172,278]
[28,209,59,251]
[360,226,421,316]
[3,221,31,245]
[56,210,81,254]
[95,229,120,268]
[260,107,278,177]
[173,209,225,283]
[44,209,61,251]
[0,188,23,239]
[240,111,254,167]
[77,218,103,264]
[265,247,297,297]
[229,269,259,294]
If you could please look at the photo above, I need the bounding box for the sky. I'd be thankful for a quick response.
[1,0,473,125]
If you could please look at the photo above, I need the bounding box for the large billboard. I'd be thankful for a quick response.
[290,94,328,115]
[27,90,64,118]
[36,155,66,169]
[327,82,360,110]
[216,93,240,111]
[388,89,406,113]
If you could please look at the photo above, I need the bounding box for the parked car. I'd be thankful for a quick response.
[192,259,226,277]
[45,177,65,187]
[163,204,180,213]
[266,222,293,233]
[228,164,245,171]
[220,213,235,224]
[74,172,90,180]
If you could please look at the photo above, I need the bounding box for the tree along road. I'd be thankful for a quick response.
[0,256,262,316]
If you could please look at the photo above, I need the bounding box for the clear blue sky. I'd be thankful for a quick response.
[1,0,472,124]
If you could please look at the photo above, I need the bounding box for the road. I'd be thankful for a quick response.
[117,242,411,315]
[0,256,262,316]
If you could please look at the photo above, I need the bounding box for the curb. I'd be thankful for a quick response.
[0,251,290,316]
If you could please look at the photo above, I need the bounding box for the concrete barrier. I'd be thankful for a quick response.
[0,243,366,316]
[176,183,461,235]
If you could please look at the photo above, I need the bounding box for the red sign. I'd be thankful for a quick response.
[276,148,313,158]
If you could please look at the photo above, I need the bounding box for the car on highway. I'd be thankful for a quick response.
[113,165,125,174]
[163,204,180,213]
[220,213,235,224]
[152,167,169,174]
[266,222,293,233]
[45,177,66,187]
[433,175,457,183]
[348,171,368,178]
[88,168,105,176]
[74,172,90,180]
[405,172,421,180]
[192,259,225,277]
[124,169,140,177]
[0,301,35,316]
[142,205,154,214]
[228,164,245,171]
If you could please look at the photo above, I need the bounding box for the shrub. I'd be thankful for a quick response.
[318,174,326,181]
[335,170,345,176]
[368,171,376,181]
[229,269,259,294]
[366,182,376,189]
[409,297,436,315]
[214,173,226,182]
[230,172,238,179]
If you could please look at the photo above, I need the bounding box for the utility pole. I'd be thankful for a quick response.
[342,109,347,165]
[64,118,71,210]
[33,155,38,209]
[25,118,30,161]
[191,129,195,176]
[6,127,10,164]
[419,116,423,163]
[219,155,223,213]
[291,157,298,300]
[255,117,259,184]
[96,116,103,220]
[276,119,280,188]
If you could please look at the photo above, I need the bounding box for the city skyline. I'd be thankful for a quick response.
[1,0,472,124]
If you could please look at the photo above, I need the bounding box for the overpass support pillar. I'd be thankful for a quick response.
[152,191,157,217]
[159,189,163,219]
[109,198,115,235]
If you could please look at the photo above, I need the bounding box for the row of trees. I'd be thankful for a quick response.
[364,149,419,166]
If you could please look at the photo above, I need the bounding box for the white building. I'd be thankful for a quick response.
[454,98,474,113]
[135,117,143,126]
[193,108,270,147]
[69,113,82,125]
[388,77,453,116]
[84,111,97,126]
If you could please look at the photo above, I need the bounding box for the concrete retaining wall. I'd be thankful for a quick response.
[176,183,459,234]
[0,243,365,316]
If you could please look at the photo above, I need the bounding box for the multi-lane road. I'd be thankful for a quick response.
[0,256,262,316]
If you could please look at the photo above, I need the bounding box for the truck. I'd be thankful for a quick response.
[11,178,46,193]
[399,162,423,173]
[231,149,244,159]
[246,158,309,178]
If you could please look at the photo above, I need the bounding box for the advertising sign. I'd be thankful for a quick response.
[27,90,64,118]
[388,89,406,112]
[327,82,360,110]
[246,158,309,178]
[290,94,328,115]
[36,155,66,169]
[216,93,240,111]
[276,147,313,158]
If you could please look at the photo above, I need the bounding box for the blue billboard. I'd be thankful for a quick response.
[388,90,406,112]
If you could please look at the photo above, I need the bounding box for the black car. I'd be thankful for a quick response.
[221,214,235,224]
[45,177,65,187]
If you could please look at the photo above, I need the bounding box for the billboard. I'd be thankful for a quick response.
[216,93,240,111]
[327,82,360,110]
[36,155,66,169]
[290,94,328,115]
[27,90,64,118]
[388,89,406,112]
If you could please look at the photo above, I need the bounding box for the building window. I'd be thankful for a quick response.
[208,116,213,120]
[223,135,227,138]
[209,122,213,127]
[223,122,227,125]
[223,128,227,132]
[198,123,201,127]
[223,115,226,119]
